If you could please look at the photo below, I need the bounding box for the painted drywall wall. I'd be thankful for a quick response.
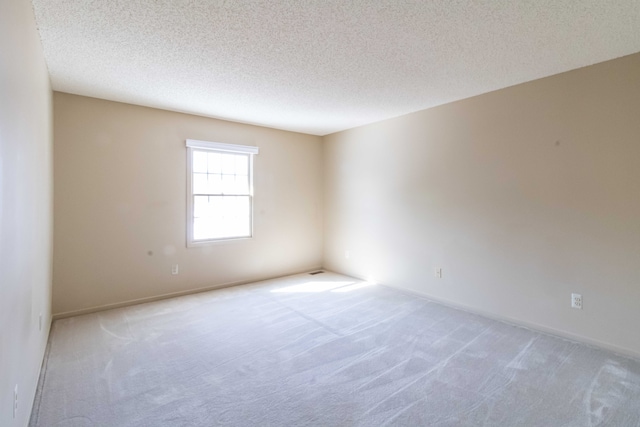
[324,53,640,357]
[53,93,323,315]
[0,0,54,425]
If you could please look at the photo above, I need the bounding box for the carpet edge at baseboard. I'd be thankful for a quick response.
[52,266,324,320]
[382,282,640,362]
[332,270,640,362]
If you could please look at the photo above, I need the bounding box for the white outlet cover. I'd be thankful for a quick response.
[571,293,583,309]
[14,384,18,418]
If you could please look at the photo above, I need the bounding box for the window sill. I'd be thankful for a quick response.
[187,236,253,248]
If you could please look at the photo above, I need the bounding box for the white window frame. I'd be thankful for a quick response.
[186,139,259,247]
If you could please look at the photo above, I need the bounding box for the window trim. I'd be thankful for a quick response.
[186,139,259,247]
[186,139,259,154]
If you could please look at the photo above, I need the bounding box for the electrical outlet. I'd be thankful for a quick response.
[171,264,179,275]
[345,251,350,260]
[13,384,18,418]
[435,268,443,279]
[571,293,583,309]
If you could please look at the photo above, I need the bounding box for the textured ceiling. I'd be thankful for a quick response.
[32,0,640,136]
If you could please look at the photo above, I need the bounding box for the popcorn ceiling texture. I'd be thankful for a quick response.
[31,0,640,135]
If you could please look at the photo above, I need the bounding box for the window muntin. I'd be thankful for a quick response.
[186,140,258,245]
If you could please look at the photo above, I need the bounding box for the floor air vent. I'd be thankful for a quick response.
[309,271,324,275]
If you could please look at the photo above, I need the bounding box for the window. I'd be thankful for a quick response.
[186,139,259,245]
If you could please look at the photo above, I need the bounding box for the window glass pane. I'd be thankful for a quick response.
[193,173,208,194]
[235,155,249,175]
[193,196,210,218]
[190,146,253,242]
[221,174,236,194]
[193,196,207,218]
[194,218,215,240]
[236,175,249,194]
[193,195,251,240]
[210,194,224,216]
[237,196,250,213]
[193,151,208,173]
[223,196,235,217]
[221,153,236,175]
[222,154,242,175]
[210,174,223,194]
[208,152,222,173]
[194,218,250,240]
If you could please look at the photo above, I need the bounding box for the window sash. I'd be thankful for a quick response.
[191,150,251,196]
[192,195,252,240]
[186,142,256,246]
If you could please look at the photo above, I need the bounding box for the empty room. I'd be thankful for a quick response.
[2,0,640,425]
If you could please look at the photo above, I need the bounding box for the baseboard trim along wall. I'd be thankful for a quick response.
[52,267,323,320]
[29,318,54,425]
[341,271,640,362]
[53,266,640,361]
[392,285,640,361]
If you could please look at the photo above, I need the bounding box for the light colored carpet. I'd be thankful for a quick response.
[31,272,640,426]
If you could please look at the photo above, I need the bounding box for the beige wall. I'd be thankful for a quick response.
[324,53,640,358]
[0,0,53,425]
[53,93,323,315]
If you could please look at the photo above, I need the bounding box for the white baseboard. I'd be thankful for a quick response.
[52,266,323,320]
[28,314,53,426]
[339,271,640,361]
